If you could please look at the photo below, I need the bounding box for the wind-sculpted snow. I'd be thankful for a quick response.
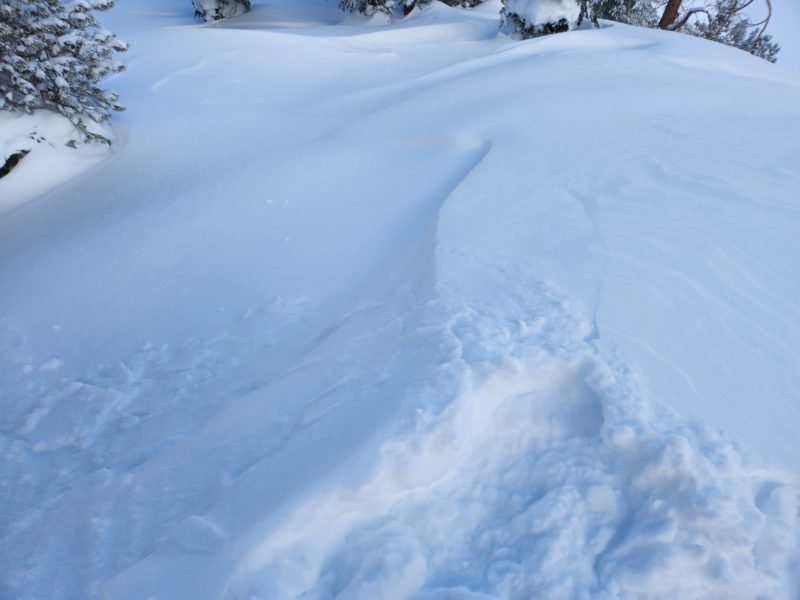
[223,200,800,599]
[1,0,799,598]
[227,277,799,599]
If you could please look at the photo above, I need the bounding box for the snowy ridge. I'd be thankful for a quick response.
[1,0,799,598]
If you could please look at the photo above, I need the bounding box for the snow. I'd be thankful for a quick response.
[0,111,111,215]
[1,0,799,598]
[503,0,580,29]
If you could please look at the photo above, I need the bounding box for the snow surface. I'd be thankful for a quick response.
[0,111,112,215]
[1,0,799,598]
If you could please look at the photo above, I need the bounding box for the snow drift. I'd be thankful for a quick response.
[1,0,799,598]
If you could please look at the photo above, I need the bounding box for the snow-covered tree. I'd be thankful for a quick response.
[502,0,596,38]
[442,0,486,7]
[0,0,127,143]
[501,0,779,61]
[590,0,658,25]
[677,0,780,62]
[338,0,422,17]
[339,0,388,16]
[192,0,251,21]
[339,0,484,18]
[655,0,779,62]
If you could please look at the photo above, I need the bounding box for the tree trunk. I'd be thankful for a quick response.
[658,0,683,29]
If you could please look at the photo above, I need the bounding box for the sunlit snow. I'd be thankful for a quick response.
[1,0,798,598]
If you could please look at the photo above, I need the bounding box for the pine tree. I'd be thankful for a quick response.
[655,0,779,62]
[0,0,127,143]
[684,0,780,62]
[441,0,486,7]
[590,0,659,26]
[338,0,485,17]
[338,0,418,17]
[501,0,780,62]
[192,0,251,21]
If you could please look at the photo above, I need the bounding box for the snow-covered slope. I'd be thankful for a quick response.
[1,1,799,598]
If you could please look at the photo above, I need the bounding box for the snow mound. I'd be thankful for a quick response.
[0,111,112,215]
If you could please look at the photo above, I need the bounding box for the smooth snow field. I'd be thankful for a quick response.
[1,0,799,598]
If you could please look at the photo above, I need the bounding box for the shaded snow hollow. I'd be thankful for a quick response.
[1,0,799,599]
